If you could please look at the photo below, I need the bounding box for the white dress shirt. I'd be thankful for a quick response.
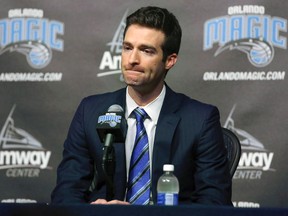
[125,85,166,178]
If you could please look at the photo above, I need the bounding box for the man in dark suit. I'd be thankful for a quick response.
[51,6,232,205]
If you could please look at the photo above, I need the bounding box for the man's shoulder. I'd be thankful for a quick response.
[82,88,125,103]
[167,86,217,112]
[180,95,217,116]
[171,91,220,125]
[75,88,126,113]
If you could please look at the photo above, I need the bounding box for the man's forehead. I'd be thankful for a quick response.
[124,25,165,45]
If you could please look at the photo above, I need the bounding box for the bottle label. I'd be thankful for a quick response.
[157,193,178,205]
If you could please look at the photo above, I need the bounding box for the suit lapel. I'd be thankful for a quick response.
[151,85,181,201]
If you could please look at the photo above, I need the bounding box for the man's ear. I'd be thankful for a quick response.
[165,53,178,70]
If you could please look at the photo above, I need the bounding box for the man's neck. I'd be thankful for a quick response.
[127,84,164,106]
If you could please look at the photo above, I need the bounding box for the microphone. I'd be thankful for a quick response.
[96,104,126,147]
[96,104,126,201]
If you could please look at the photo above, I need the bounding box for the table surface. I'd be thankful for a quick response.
[0,203,287,216]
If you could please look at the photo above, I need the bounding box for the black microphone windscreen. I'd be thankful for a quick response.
[96,104,126,143]
[108,104,123,113]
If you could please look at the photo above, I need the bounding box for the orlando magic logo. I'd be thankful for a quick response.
[203,5,287,68]
[0,40,52,69]
[98,114,122,127]
[0,8,64,69]
[215,38,274,67]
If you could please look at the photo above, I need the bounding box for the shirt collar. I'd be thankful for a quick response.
[125,85,166,123]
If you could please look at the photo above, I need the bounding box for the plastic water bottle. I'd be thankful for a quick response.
[157,164,179,205]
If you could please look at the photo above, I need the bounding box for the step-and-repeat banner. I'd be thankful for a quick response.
[0,0,287,208]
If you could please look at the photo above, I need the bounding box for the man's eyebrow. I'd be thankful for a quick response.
[139,44,157,50]
[123,41,156,49]
[122,42,158,53]
[122,41,136,47]
[122,41,131,46]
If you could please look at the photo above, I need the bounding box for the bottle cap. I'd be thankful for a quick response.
[163,164,174,172]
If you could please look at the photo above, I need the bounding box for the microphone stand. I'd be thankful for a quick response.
[102,133,115,201]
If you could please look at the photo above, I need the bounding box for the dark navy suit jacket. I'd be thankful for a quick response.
[51,85,232,205]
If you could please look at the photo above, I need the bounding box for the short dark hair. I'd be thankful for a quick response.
[123,6,182,60]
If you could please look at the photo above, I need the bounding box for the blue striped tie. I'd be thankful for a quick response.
[126,107,151,205]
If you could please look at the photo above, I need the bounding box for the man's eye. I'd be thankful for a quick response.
[123,45,132,51]
[143,49,155,54]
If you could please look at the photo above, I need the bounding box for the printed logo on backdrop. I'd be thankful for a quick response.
[225,105,275,208]
[224,104,275,181]
[0,105,52,178]
[97,9,129,80]
[0,8,64,82]
[203,5,287,81]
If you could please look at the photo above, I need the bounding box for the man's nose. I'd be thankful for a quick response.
[128,50,140,65]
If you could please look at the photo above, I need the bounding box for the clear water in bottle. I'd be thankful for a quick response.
[157,164,179,205]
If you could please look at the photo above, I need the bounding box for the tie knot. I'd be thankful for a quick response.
[133,107,148,122]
